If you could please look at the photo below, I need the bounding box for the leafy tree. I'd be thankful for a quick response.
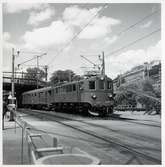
[115,79,161,114]
[115,84,137,107]
[50,70,82,85]
[24,67,46,81]
[136,79,160,114]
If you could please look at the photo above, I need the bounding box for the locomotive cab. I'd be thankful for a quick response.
[80,75,114,116]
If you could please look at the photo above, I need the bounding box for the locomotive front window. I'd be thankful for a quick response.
[99,80,104,89]
[89,81,95,89]
[107,81,112,89]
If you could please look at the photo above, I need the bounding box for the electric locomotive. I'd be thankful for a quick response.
[22,75,115,116]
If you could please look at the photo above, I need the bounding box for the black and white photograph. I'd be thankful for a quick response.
[1,1,162,165]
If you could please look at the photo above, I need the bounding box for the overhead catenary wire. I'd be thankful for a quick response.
[17,53,47,67]
[18,6,160,76]
[19,51,44,55]
[107,28,161,57]
[116,9,160,36]
[17,57,37,67]
[47,3,108,66]
[48,6,160,67]
[18,7,160,70]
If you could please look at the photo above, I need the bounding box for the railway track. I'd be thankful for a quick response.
[25,109,160,142]
[18,108,161,164]
[19,108,160,127]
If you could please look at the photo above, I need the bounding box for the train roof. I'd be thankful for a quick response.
[22,86,52,95]
[22,75,112,95]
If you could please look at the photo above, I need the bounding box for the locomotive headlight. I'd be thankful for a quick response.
[91,94,97,99]
[100,76,104,80]
[108,93,113,98]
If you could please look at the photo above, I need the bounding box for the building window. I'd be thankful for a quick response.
[89,81,95,89]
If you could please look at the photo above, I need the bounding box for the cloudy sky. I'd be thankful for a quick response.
[3,3,161,79]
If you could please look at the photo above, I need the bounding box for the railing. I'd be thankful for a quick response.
[15,114,101,165]
[3,72,46,86]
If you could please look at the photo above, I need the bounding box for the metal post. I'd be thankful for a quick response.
[44,65,48,82]
[10,48,15,121]
[2,117,4,130]
[21,127,24,164]
[37,56,39,89]
[102,51,105,76]
[12,48,15,100]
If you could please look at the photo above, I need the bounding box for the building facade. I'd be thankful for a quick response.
[113,60,161,92]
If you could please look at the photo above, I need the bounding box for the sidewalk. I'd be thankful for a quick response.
[113,111,161,123]
[3,118,30,165]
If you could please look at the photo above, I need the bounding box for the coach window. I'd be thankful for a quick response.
[63,86,66,93]
[107,81,112,89]
[48,90,51,95]
[89,81,95,90]
[73,84,76,91]
[70,85,72,92]
[55,88,58,94]
[99,80,104,89]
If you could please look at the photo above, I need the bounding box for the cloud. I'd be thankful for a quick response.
[22,5,120,50]
[22,21,74,49]
[140,20,152,28]
[63,5,121,39]
[79,16,120,39]
[103,36,118,46]
[63,5,101,27]
[3,32,16,71]
[27,8,55,26]
[3,32,15,49]
[3,32,11,41]
[89,35,118,52]
[4,3,49,13]
[106,40,161,79]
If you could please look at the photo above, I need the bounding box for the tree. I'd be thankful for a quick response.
[136,79,160,114]
[115,79,161,114]
[115,84,137,108]
[50,70,82,85]
[24,67,46,81]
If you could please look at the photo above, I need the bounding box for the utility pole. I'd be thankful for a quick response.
[98,51,105,76]
[102,51,105,76]
[11,48,15,100]
[36,56,39,89]
[36,53,47,88]
[10,48,19,121]
[44,65,48,82]
[11,48,20,98]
